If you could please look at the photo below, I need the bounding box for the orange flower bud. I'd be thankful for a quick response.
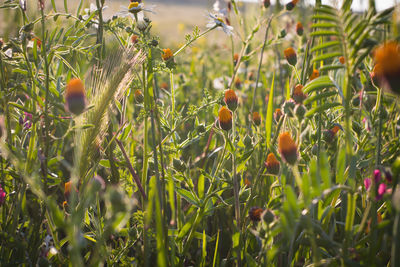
[292,84,307,104]
[65,78,86,115]
[131,34,139,44]
[218,106,232,131]
[278,132,298,165]
[284,47,297,66]
[134,89,144,103]
[373,41,400,94]
[274,108,283,123]
[162,48,174,61]
[296,22,304,36]
[263,0,270,8]
[252,111,261,126]
[286,0,299,10]
[265,153,280,175]
[339,56,345,64]
[64,181,72,199]
[233,53,239,65]
[310,69,319,81]
[224,89,238,111]
[32,37,42,48]
[249,207,264,222]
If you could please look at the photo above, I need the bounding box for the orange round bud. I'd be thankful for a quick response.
[162,48,174,61]
[249,207,264,222]
[252,111,261,126]
[278,132,298,165]
[296,22,304,36]
[65,78,86,115]
[224,89,238,111]
[218,106,232,131]
[284,47,297,66]
[265,153,280,175]
[292,84,307,104]
[309,69,319,81]
[339,56,345,64]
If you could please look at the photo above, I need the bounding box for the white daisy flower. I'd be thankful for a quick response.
[213,0,228,17]
[206,13,234,36]
[82,3,108,29]
[5,48,12,58]
[117,1,155,20]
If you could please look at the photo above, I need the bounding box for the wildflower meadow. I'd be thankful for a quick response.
[1,0,400,266]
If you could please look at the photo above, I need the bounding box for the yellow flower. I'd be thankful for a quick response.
[218,106,232,131]
[278,132,298,165]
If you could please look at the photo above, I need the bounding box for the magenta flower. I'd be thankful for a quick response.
[364,178,371,190]
[374,169,381,183]
[0,184,6,206]
[376,183,387,200]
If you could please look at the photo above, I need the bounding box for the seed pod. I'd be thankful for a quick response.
[282,100,295,117]
[294,104,306,120]
[262,209,275,224]
[278,132,298,165]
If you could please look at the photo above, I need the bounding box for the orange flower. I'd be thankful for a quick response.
[292,84,307,104]
[32,37,42,48]
[131,34,139,44]
[162,48,174,61]
[134,89,144,103]
[234,77,242,88]
[284,47,297,66]
[224,89,238,111]
[64,181,72,199]
[323,124,342,143]
[278,132,298,165]
[296,22,304,36]
[310,69,319,81]
[233,53,239,65]
[252,111,261,126]
[265,153,280,175]
[244,178,251,187]
[218,106,232,131]
[286,0,299,10]
[373,41,400,94]
[274,108,283,123]
[339,56,345,64]
[65,78,86,115]
[249,207,264,222]
[160,82,169,91]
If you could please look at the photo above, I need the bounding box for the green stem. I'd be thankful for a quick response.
[232,112,241,266]
[173,26,216,58]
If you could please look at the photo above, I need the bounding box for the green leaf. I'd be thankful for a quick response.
[306,102,342,117]
[303,75,335,94]
[176,188,200,207]
[265,73,275,148]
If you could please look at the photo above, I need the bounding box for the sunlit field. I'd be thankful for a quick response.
[1,0,400,266]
